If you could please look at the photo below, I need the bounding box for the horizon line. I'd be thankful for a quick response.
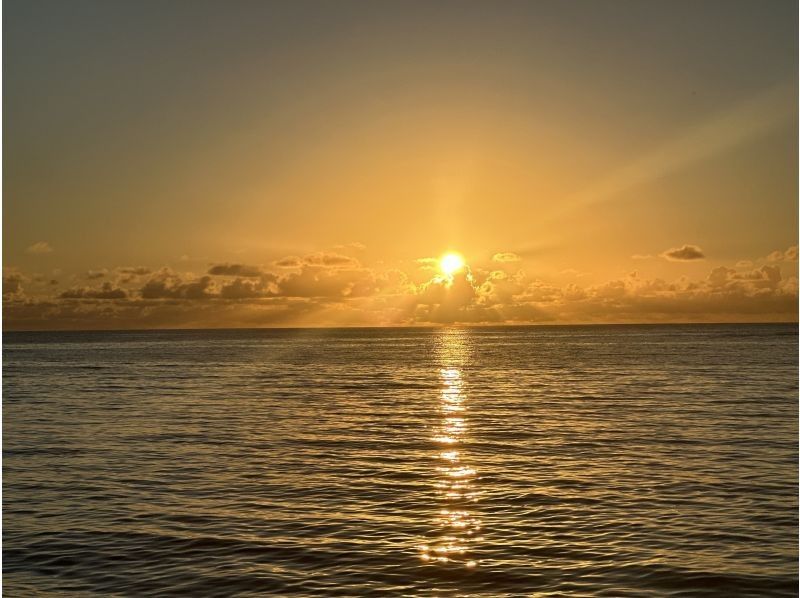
[3,321,797,334]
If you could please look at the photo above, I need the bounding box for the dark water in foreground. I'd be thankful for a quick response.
[3,324,798,596]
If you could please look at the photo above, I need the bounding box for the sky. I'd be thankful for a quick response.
[4,0,798,329]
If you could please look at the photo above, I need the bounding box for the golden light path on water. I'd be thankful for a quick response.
[419,329,482,569]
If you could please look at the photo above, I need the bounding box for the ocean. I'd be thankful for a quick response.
[3,324,798,596]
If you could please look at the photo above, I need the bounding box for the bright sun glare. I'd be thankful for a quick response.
[440,252,465,276]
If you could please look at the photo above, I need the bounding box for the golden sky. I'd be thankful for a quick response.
[4,0,798,329]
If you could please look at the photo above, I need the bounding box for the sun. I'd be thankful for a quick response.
[440,252,465,276]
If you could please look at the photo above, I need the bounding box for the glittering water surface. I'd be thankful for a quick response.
[4,324,798,596]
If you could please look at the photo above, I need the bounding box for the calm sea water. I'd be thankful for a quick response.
[3,324,798,596]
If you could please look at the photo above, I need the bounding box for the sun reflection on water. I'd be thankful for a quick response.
[419,329,482,569]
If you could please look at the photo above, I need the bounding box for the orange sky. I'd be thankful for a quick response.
[4,0,798,329]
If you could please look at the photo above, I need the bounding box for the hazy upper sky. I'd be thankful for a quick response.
[4,0,798,328]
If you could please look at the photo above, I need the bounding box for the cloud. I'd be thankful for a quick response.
[3,273,25,297]
[333,242,366,251]
[275,266,377,298]
[274,256,302,268]
[3,296,330,331]
[415,257,440,271]
[273,253,360,269]
[26,241,53,255]
[303,252,359,268]
[766,245,798,262]
[140,272,216,299]
[660,244,705,261]
[118,266,152,276]
[412,271,482,323]
[476,270,527,306]
[208,263,263,277]
[219,277,270,299]
[4,254,797,330]
[60,282,127,300]
[492,252,521,263]
[86,269,108,280]
[708,265,782,290]
[632,254,653,260]
[116,266,153,284]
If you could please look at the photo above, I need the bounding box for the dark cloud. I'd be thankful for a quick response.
[140,274,215,299]
[60,282,127,300]
[3,297,323,330]
[220,277,269,299]
[3,273,24,297]
[274,253,360,270]
[208,263,263,277]
[303,253,359,268]
[118,266,151,276]
[274,257,302,268]
[116,266,152,284]
[661,244,705,261]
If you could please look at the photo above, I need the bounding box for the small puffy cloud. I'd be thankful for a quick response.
[632,254,653,260]
[735,260,754,269]
[303,252,359,268]
[766,250,783,262]
[660,244,705,261]
[766,245,798,262]
[60,282,127,300]
[415,257,439,271]
[208,263,263,277]
[26,241,53,255]
[492,252,521,263]
[86,269,108,280]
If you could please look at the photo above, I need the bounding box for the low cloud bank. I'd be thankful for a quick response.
[4,250,797,329]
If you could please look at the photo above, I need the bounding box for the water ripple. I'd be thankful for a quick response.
[4,324,798,595]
